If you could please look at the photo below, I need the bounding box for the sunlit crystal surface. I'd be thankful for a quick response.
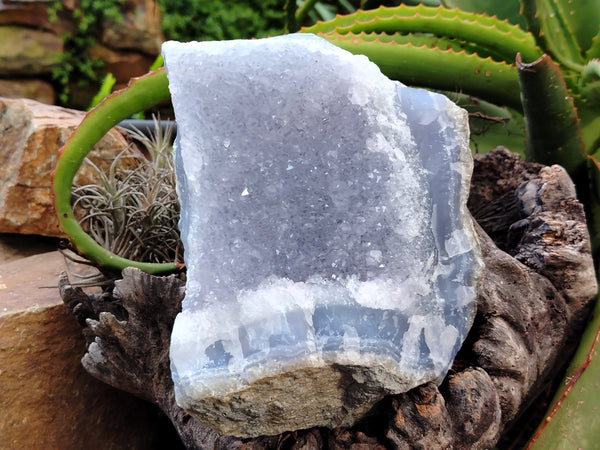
[164,34,481,413]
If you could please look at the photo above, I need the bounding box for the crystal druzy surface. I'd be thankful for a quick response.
[164,34,481,419]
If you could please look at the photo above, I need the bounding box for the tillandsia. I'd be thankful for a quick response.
[72,118,181,267]
[53,70,183,275]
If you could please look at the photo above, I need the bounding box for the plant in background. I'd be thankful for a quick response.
[72,117,181,269]
[158,0,287,41]
[47,0,124,105]
[296,1,600,447]
[299,0,600,243]
[54,69,182,275]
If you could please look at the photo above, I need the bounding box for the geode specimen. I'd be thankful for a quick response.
[163,34,482,437]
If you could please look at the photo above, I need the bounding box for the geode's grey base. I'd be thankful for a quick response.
[59,149,597,448]
[187,364,409,437]
[163,34,481,437]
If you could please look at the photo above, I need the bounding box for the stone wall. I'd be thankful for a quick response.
[0,0,164,108]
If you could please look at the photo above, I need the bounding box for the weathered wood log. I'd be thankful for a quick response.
[59,148,597,449]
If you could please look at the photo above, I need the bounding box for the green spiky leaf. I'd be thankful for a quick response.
[443,0,527,30]
[527,285,600,449]
[517,53,587,193]
[302,5,542,64]
[522,0,585,71]
[310,32,522,109]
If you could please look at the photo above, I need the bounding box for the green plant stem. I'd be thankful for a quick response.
[516,53,587,187]
[53,68,182,274]
[296,0,320,24]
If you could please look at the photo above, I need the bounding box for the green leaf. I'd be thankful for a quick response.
[313,32,523,110]
[586,27,600,60]
[295,0,319,25]
[522,0,585,71]
[580,104,600,157]
[88,73,116,110]
[149,55,164,71]
[301,5,542,64]
[347,31,513,62]
[526,285,600,449]
[551,0,600,56]
[516,53,587,192]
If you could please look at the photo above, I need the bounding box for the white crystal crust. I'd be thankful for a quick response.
[164,34,481,409]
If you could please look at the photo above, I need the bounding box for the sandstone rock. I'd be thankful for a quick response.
[0,79,55,104]
[0,233,59,265]
[0,26,63,76]
[0,97,140,237]
[0,1,75,35]
[101,0,164,56]
[0,250,182,449]
[89,44,155,85]
[0,250,66,315]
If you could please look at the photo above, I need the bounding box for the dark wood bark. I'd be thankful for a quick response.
[59,148,597,449]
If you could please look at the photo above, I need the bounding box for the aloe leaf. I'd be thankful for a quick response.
[586,28,600,60]
[521,0,585,71]
[545,0,600,56]
[295,0,319,26]
[313,32,522,110]
[580,59,600,109]
[580,110,600,163]
[348,31,511,62]
[526,286,600,449]
[586,154,600,257]
[516,53,587,189]
[301,5,542,64]
[53,68,182,275]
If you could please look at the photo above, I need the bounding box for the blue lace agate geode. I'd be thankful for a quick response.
[163,34,482,437]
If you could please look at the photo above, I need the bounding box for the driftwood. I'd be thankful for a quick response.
[59,148,597,449]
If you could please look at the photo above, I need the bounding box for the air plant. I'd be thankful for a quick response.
[53,69,182,275]
[72,118,181,267]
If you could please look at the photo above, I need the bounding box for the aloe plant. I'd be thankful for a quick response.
[299,2,600,214]
[297,1,600,447]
